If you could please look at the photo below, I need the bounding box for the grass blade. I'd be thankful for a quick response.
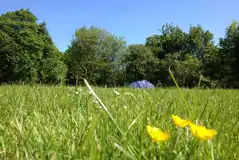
[169,67,191,115]
[83,79,123,135]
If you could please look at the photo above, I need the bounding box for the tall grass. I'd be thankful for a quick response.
[0,84,239,159]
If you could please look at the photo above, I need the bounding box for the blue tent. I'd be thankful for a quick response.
[129,80,155,88]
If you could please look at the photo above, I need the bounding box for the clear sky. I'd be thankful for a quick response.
[1,0,239,52]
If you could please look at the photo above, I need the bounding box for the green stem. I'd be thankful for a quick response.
[169,67,191,115]
[209,140,214,160]
[173,128,182,150]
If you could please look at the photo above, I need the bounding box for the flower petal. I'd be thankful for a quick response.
[147,125,169,142]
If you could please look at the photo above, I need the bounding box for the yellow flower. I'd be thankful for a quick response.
[189,122,217,140]
[172,115,191,128]
[146,125,169,142]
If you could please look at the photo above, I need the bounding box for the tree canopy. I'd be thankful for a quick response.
[0,9,66,84]
[65,26,128,86]
[1,9,239,88]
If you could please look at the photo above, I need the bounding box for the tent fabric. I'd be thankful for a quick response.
[128,80,155,88]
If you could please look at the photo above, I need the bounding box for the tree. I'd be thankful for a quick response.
[0,9,42,83]
[186,25,226,87]
[0,9,66,84]
[66,26,128,86]
[145,23,225,87]
[123,44,159,84]
[187,25,214,59]
[159,53,202,87]
[219,21,239,88]
[37,22,66,84]
[146,23,188,59]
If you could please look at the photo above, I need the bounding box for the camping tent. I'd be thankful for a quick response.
[128,80,155,88]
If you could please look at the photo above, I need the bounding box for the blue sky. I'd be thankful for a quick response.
[1,0,239,52]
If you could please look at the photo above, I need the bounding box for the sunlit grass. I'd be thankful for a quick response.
[0,84,239,159]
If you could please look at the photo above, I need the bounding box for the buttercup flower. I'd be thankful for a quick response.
[146,125,169,142]
[172,114,191,128]
[189,122,217,140]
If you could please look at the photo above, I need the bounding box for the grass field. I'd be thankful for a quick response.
[0,83,239,159]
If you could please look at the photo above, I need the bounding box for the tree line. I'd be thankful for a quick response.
[1,9,239,88]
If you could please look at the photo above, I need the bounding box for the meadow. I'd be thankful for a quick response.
[0,82,239,159]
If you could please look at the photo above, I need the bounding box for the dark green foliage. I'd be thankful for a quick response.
[0,9,66,84]
[123,44,159,84]
[1,9,239,88]
[66,26,128,86]
[144,23,235,88]
[158,53,202,87]
[219,21,239,88]
[146,24,188,59]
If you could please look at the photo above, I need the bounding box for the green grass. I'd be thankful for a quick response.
[0,84,239,159]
